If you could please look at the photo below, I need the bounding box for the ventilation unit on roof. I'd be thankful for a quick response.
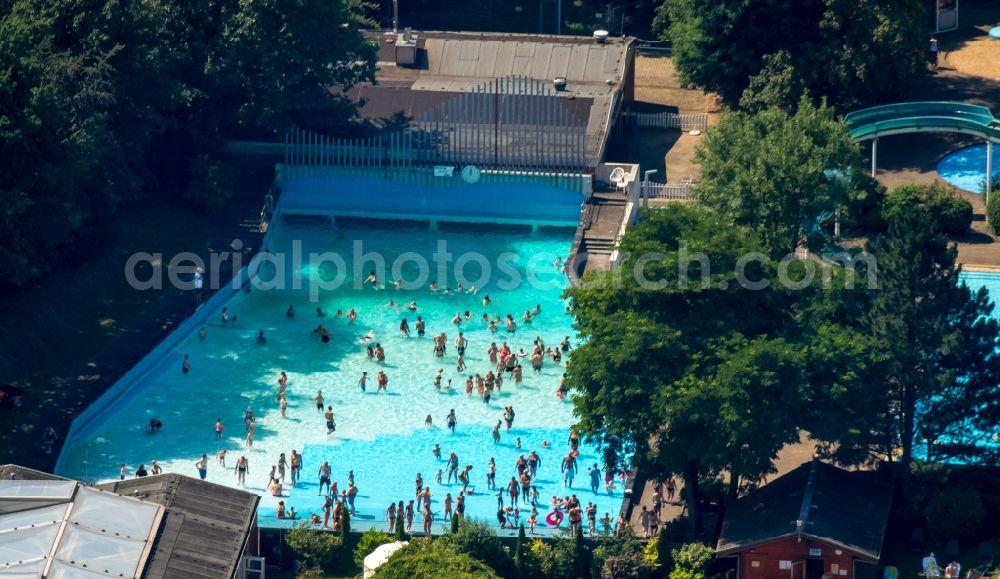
[553,77,567,91]
[395,28,418,66]
[593,30,609,44]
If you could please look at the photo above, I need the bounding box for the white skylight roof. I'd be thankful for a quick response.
[0,482,75,499]
[0,482,161,578]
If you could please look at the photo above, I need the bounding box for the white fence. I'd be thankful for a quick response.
[642,181,693,201]
[628,111,708,132]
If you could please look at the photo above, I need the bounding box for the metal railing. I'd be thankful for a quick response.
[642,181,693,200]
[627,111,708,132]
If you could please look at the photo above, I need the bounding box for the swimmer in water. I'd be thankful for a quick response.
[347,308,357,323]
[360,330,375,344]
[407,301,418,311]
[394,278,402,290]
[482,295,491,306]
[286,304,295,317]
[400,319,410,336]
[257,330,267,344]
[452,312,462,325]
[532,304,541,316]
[316,307,327,317]
[553,256,563,268]
[385,300,399,312]
[365,270,378,286]
[198,327,207,340]
[429,281,438,292]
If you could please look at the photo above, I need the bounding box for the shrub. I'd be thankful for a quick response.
[354,529,395,569]
[592,534,654,579]
[295,565,325,579]
[988,189,1000,236]
[883,183,972,236]
[927,486,984,542]
[373,538,501,579]
[672,543,715,575]
[285,524,345,571]
[439,519,515,578]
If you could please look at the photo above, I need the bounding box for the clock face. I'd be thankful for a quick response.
[461,165,481,184]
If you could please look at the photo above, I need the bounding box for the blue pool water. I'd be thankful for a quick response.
[936,143,999,193]
[57,217,625,534]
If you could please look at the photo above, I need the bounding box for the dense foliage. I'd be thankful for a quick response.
[854,208,1000,466]
[692,98,861,257]
[988,188,1000,236]
[661,0,929,111]
[0,0,376,287]
[882,184,972,237]
[285,524,346,572]
[372,538,501,579]
[354,529,395,568]
[438,519,515,578]
[565,204,873,533]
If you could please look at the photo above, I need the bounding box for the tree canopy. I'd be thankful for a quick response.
[565,204,871,533]
[853,208,1000,467]
[661,0,929,111]
[691,98,861,257]
[0,0,376,288]
[373,539,500,579]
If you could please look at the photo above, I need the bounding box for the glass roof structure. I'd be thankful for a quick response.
[0,481,161,578]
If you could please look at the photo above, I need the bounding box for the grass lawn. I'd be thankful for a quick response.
[0,198,208,469]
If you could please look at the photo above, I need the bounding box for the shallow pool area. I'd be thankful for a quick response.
[57,216,626,535]
[936,143,999,193]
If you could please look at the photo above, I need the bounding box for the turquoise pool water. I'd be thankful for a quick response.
[936,143,999,193]
[57,217,625,534]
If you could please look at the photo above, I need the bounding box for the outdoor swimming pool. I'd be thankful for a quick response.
[57,215,626,535]
[936,143,999,193]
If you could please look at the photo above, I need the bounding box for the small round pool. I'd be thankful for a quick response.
[936,143,1000,193]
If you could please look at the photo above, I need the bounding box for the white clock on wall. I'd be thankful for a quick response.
[460,165,481,184]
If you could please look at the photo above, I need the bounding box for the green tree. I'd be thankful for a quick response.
[373,539,501,579]
[692,97,861,257]
[514,524,526,578]
[882,183,972,237]
[285,524,345,571]
[664,0,928,110]
[860,208,1000,467]
[439,519,515,578]
[394,509,407,540]
[353,529,394,569]
[566,205,833,535]
[988,190,1000,235]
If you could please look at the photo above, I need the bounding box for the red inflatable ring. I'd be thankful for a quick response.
[546,510,564,526]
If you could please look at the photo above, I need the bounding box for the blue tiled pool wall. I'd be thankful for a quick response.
[278,169,590,226]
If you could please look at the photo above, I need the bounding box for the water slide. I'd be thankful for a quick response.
[844,101,1000,193]
[844,101,1000,142]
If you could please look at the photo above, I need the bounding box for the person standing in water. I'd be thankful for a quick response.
[234,455,249,485]
[358,371,367,393]
[492,420,502,445]
[446,409,457,433]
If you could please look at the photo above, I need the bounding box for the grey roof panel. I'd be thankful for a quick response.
[476,41,501,77]
[530,43,553,79]
[494,42,518,77]
[567,45,591,81]
[549,45,572,79]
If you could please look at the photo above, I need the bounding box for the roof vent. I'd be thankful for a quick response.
[395,29,418,66]
[553,77,567,91]
[593,30,609,44]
